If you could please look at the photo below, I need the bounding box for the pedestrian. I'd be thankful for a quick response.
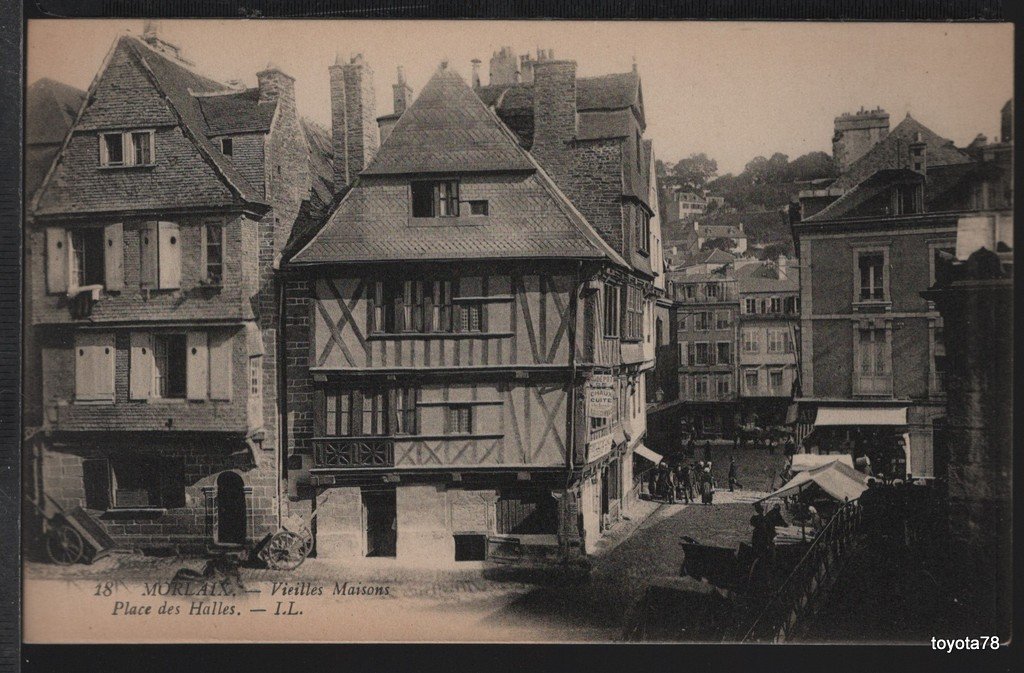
[728,456,742,492]
[679,463,692,504]
[705,465,716,504]
[703,440,713,463]
[666,466,677,504]
[686,433,696,458]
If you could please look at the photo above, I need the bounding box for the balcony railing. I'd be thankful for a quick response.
[313,438,395,468]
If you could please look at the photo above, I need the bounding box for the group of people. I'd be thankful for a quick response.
[648,460,721,505]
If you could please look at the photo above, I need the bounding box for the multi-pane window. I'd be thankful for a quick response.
[744,298,757,314]
[83,456,185,510]
[693,375,709,399]
[932,327,947,393]
[638,211,650,255]
[623,285,644,341]
[446,405,473,435]
[742,329,759,353]
[69,228,106,287]
[769,368,784,390]
[694,342,710,366]
[204,223,224,285]
[716,342,731,365]
[249,356,262,397]
[100,130,154,167]
[767,329,792,354]
[858,251,886,301]
[152,333,187,399]
[859,328,887,376]
[715,311,730,329]
[705,283,720,300]
[770,297,782,313]
[372,279,456,334]
[394,388,418,435]
[695,311,713,331]
[716,375,731,397]
[603,286,620,338]
[411,180,459,217]
[461,302,483,332]
[744,368,759,392]
[325,391,352,436]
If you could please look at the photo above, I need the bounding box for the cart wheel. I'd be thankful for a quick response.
[265,530,307,571]
[46,525,85,565]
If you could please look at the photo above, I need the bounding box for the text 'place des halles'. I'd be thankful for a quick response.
[22,23,1012,642]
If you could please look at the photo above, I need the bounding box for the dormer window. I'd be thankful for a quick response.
[100,130,155,167]
[412,180,459,218]
[221,137,233,156]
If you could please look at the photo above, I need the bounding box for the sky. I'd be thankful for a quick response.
[27,20,1014,175]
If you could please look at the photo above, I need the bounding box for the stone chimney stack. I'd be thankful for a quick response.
[833,106,890,173]
[531,57,577,193]
[392,65,412,116]
[909,131,927,175]
[489,46,519,86]
[329,53,380,193]
[470,59,482,88]
[257,64,296,106]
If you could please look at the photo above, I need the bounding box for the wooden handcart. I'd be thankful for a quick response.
[27,494,116,565]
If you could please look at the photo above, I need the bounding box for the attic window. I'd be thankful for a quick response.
[100,130,154,167]
[221,137,233,156]
[411,180,459,218]
[468,200,488,216]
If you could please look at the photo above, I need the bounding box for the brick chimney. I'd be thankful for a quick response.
[393,65,412,116]
[489,46,518,86]
[329,53,380,192]
[909,131,927,175]
[257,64,296,105]
[470,59,482,88]
[531,57,577,191]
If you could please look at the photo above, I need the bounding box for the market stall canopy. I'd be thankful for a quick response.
[791,453,854,472]
[759,460,869,503]
[814,406,908,427]
[634,445,664,464]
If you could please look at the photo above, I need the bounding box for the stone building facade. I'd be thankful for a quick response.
[24,32,314,553]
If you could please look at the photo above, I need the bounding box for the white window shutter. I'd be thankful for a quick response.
[98,134,109,166]
[104,223,124,292]
[45,227,68,294]
[139,221,159,288]
[129,332,154,400]
[75,332,114,402]
[208,330,233,401]
[157,221,181,289]
[186,331,209,400]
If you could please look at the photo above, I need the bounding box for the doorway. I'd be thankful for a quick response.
[362,488,397,557]
[216,471,247,545]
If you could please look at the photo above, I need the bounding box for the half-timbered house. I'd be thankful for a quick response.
[282,52,659,564]
[25,30,314,553]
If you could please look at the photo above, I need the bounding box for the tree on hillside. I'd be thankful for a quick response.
[785,151,838,182]
[671,153,719,193]
[760,242,791,261]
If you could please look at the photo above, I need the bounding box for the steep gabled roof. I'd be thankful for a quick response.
[196,88,277,135]
[289,68,627,267]
[831,114,970,192]
[363,67,535,175]
[121,36,264,204]
[26,78,86,145]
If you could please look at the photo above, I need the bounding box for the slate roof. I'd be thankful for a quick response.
[735,261,799,293]
[290,68,627,267]
[197,88,277,135]
[830,114,971,192]
[26,78,86,145]
[363,67,536,175]
[120,36,265,205]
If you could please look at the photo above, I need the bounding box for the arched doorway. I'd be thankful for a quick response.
[216,471,247,545]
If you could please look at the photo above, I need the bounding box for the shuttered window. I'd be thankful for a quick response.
[140,221,181,290]
[74,332,115,402]
[208,330,233,400]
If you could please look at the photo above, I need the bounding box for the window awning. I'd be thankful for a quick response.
[633,444,664,464]
[814,406,907,427]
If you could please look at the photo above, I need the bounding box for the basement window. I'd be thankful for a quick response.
[411,180,460,217]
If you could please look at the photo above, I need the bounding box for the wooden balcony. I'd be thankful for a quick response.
[312,437,395,469]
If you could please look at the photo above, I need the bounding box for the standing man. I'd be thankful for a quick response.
[703,439,713,463]
[728,456,743,492]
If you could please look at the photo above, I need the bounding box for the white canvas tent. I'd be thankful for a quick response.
[760,460,870,503]
[791,453,854,472]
